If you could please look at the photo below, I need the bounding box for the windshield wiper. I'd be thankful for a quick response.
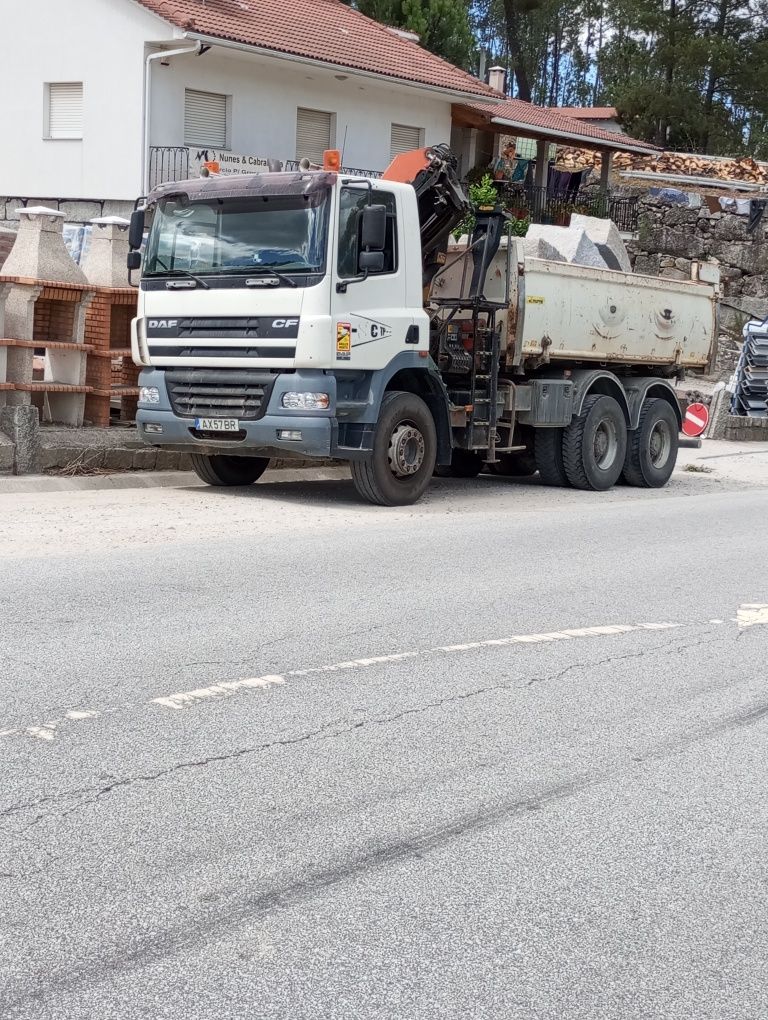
[148,267,210,289]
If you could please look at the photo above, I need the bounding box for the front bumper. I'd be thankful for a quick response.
[136,367,335,459]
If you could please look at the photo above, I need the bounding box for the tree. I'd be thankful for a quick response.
[342,0,477,69]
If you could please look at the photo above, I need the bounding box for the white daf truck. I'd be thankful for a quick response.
[129,146,717,505]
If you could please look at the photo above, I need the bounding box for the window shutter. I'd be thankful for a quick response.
[184,90,228,148]
[296,108,332,164]
[390,124,422,159]
[48,83,83,139]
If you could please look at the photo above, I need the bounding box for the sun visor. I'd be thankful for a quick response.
[147,171,336,206]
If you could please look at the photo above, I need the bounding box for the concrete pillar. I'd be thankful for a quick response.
[81,217,131,287]
[600,151,613,194]
[487,66,506,94]
[0,405,40,474]
[534,139,549,190]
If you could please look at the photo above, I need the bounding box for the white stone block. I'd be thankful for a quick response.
[524,224,608,270]
[569,214,632,273]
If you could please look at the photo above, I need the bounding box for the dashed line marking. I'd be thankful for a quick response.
[151,621,681,711]
[1,610,761,741]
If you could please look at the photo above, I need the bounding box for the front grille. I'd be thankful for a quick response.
[165,369,276,420]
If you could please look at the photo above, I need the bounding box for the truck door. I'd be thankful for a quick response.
[331,185,415,371]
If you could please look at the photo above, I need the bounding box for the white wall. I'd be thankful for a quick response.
[0,0,171,200]
[149,47,453,175]
[0,0,454,202]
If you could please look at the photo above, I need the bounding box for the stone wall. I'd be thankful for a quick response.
[0,197,134,245]
[627,191,768,347]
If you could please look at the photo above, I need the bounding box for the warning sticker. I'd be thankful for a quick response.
[527,296,545,305]
[336,322,351,360]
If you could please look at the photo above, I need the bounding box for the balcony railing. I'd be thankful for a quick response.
[148,147,381,191]
[494,182,639,233]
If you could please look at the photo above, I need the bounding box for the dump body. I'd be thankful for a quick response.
[437,239,717,375]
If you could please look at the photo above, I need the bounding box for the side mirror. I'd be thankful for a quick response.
[359,250,385,272]
[360,204,386,252]
[127,250,141,271]
[128,208,145,250]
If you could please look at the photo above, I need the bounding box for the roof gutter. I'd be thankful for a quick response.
[143,41,203,194]
[489,115,659,156]
[181,31,500,105]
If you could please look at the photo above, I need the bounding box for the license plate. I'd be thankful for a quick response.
[195,418,240,431]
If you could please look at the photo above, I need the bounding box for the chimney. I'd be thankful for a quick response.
[488,66,506,95]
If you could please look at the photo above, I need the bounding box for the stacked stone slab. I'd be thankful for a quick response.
[81,218,139,427]
[731,318,768,417]
[0,208,93,426]
[524,224,608,270]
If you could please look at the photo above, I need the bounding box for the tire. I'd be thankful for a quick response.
[435,449,484,478]
[562,394,627,491]
[489,450,537,477]
[190,453,270,486]
[622,398,679,488]
[350,391,437,506]
[534,427,569,487]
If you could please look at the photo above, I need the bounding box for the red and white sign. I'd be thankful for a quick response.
[682,401,709,437]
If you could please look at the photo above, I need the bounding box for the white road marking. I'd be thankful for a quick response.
[0,709,99,742]
[0,609,758,741]
[737,603,768,630]
[152,621,681,711]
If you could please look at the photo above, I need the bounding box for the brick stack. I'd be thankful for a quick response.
[81,217,138,427]
[84,288,138,427]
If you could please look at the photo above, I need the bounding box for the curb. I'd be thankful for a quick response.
[0,465,351,494]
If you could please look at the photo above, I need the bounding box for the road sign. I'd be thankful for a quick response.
[682,401,709,437]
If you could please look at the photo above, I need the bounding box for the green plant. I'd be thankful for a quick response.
[508,216,530,237]
[453,173,499,239]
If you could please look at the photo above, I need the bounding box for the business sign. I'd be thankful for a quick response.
[187,147,283,178]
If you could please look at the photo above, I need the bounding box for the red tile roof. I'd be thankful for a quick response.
[136,0,499,99]
[461,98,659,154]
[557,107,619,120]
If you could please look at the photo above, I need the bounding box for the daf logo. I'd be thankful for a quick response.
[148,320,178,328]
[272,319,299,328]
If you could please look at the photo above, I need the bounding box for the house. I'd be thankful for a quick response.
[0,0,499,229]
[557,107,625,136]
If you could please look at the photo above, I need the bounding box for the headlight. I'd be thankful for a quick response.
[139,386,161,404]
[281,391,330,410]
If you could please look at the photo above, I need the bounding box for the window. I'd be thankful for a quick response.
[390,124,423,159]
[296,108,333,164]
[184,89,228,148]
[45,83,83,140]
[337,188,397,279]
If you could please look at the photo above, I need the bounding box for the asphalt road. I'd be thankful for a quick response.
[1,463,768,1019]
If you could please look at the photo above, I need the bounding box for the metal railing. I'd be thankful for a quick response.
[148,147,381,189]
[495,183,639,233]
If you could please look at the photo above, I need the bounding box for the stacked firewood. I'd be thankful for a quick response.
[555,146,768,185]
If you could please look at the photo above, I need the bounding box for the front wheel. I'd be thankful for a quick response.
[350,391,437,506]
[190,453,270,486]
[622,398,679,487]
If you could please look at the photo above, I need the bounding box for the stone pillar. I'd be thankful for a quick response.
[0,405,40,474]
[600,151,613,195]
[0,207,87,285]
[81,217,131,287]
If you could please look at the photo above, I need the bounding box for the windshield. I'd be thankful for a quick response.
[143,192,330,276]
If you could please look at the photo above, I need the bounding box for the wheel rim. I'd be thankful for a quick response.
[593,417,619,471]
[388,421,426,477]
[649,420,671,467]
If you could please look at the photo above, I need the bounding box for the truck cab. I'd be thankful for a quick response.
[131,162,448,502]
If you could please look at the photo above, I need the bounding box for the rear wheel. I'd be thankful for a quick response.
[562,394,627,491]
[534,427,569,487]
[350,391,437,506]
[622,398,679,488]
[190,453,270,486]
